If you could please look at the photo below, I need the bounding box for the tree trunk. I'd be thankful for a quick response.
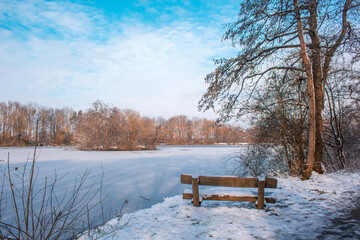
[308,0,324,174]
[317,0,351,172]
[302,79,317,180]
[294,0,316,180]
[314,88,324,173]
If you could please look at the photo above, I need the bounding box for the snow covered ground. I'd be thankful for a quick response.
[2,147,359,239]
[80,171,360,240]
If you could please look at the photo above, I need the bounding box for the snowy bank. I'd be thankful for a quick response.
[80,172,360,240]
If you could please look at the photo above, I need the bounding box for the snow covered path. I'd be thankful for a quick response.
[81,172,360,240]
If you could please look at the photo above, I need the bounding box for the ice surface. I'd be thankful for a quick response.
[0,145,241,215]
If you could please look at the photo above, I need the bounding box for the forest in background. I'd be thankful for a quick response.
[0,100,247,150]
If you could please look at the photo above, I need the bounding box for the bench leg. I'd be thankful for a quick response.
[257,180,265,209]
[192,177,200,207]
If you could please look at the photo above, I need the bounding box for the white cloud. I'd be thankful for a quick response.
[0,0,237,119]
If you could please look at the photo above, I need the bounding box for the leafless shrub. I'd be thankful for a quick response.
[0,146,126,239]
[229,71,308,177]
[323,74,360,171]
[229,144,287,177]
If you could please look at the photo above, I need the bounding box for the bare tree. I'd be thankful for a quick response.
[0,102,76,147]
[74,101,157,151]
[322,62,360,170]
[247,71,308,175]
[199,0,360,179]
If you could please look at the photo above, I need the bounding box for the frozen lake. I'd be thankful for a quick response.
[0,145,243,220]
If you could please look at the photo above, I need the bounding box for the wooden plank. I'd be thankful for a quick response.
[183,193,256,202]
[182,193,193,199]
[183,193,276,204]
[198,176,259,187]
[257,180,265,209]
[265,178,277,188]
[182,174,258,187]
[192,178,200,207]
[205,195,257,202]
[181,174,192,184]
[182,174,277,188]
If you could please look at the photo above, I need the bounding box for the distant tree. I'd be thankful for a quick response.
[154,117,167,144]
[138,117,156,148]
[199,0,360,179]
[74,101,156,151]
[201,119,215,144]
[168,115,190,144]
[123,109,142,150]
[191,117,203,144]
[0,102,9,142]
[38,107,49,144]
[75,101,112,150]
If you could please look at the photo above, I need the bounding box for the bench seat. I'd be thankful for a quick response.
[180,174,277,209]
[183,188,276,203]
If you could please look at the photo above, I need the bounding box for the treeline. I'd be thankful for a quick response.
[0,100,246,150]
[0,101,75,146]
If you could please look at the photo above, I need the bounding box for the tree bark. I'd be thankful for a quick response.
[314,88,324,174]
[294,0,316,180]
[308,0,324,174]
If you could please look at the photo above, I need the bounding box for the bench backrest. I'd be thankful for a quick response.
[180,174,277,188]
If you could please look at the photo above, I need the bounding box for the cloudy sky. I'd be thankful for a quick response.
[0,0,239,119]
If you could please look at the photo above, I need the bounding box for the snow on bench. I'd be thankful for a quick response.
[180,174,277,209]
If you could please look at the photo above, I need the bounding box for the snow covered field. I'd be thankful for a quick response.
[0,145,240,214]
[2,146,359,239]
[81,172,360,240]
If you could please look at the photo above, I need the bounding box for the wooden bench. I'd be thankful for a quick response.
[180,174,277,209]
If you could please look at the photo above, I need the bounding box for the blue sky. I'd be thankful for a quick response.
[0,0,239,118]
